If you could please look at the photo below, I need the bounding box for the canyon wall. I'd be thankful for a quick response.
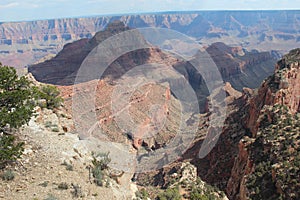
[1,11,300,67]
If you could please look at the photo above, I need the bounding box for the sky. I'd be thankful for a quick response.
[0,0,300,22]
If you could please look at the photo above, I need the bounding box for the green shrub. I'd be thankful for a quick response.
[38,181,49,187]
[0,65,34,131]
[189,185,219,200]
[42,85,63,109]
[44,194,58,200]
[92,152,111,171]
[92,164,104,186]
[44,121,52,128]
[1,169,15,181]
[51,127,59,132]
[0,64,39,169]
[135,188,149,200]
[0,135,24,168]
[91,152,111,187]
[33,85,63,109]
[157,187,181,200]
[57,182,68,190]
[66,164,73,171]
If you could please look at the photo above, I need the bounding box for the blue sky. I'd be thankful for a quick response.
[0,0,300,22]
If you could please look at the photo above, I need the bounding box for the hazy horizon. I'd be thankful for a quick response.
[1,9,300,23]
[1,0,300,22]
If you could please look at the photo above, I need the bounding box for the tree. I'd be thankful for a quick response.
[0,135,24,168]
[0,63,64,168]
[157,187,181,200]
[0,64,34,168]
[35,85,63,109]
[0,64,34,132]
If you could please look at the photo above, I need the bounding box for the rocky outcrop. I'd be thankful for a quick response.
[226,137,253,200]
[29,23,278,131]
[206,42,276,90]
[226,49,300,199]
[28,21,182,85]
[184,48,300,200]
[28,21,277,93]
[245,49,300,136]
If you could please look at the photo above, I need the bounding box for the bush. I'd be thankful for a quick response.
[33,85,63,109]
[44,194,58,200]
[0,64,38,168]
[190,185,219,200]
[45,121,52,128]
[135,188,149,200]
[1,169,15,181]
[51,127,59,132]
[57,182,68,190]
[0,65,34,131]
[92,152,111,171]
[66,164,73,171]
[91,152,111,186]
[0,135,24,168]
[92,167,104,186]
[157,187,181,200]
[39,181,49,187]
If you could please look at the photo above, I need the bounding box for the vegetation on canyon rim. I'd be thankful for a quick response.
[0,62,62,170]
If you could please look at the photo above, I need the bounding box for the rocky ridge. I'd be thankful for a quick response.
[1,11,300,68]
[29,21,277,93]
[184,49,300,200]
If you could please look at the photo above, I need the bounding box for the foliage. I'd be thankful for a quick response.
[0,64,64,170]
[51,127,59,132]
[91,152,111,186]
[0,64,36,168]
[39,181,49,187]
[44,194,58,200]
[157,187,181,200]
[92,166,104,186]
[57,182,68,190]
[33,85,63,109]
[188,179,222,200]
[246,161,278,200]
[135,188,149,200]
[0,65,34,131]
[190,186,218,200]
[246,105,300,200]
[1,169,15,181]
[0,134,24,168]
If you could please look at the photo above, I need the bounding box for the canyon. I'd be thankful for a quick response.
[0,11,300,68]
[25,21,300,199]
[0,11,299,200]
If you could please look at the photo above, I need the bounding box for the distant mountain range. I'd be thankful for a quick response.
[0,10,299,68]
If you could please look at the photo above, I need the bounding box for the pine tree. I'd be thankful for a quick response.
[0,63,34,168]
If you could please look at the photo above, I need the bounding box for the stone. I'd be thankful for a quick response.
[73,142,89,158]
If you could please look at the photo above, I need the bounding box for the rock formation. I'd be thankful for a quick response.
[186,48,300,200]
[1,11,300,68]
[21,20,300,200]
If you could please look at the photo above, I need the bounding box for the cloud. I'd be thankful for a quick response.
[0,2,19,9]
